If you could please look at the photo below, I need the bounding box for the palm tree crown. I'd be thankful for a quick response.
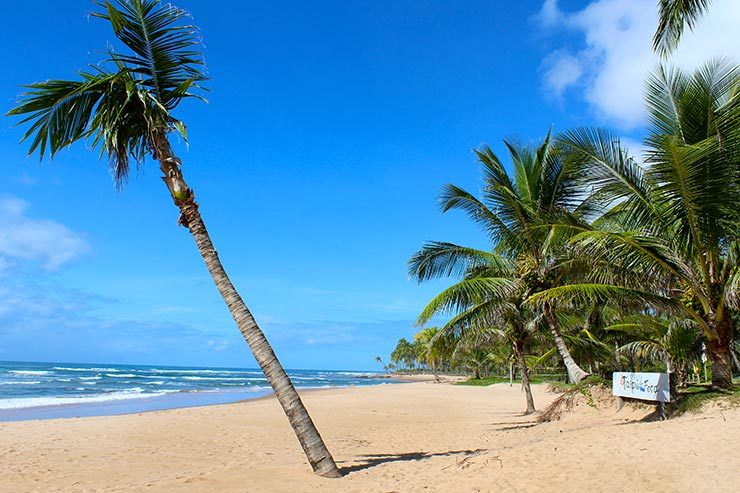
[535,59,739,388]
[8,0,206,185]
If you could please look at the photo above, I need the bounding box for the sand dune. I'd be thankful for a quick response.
[0,382,737,492]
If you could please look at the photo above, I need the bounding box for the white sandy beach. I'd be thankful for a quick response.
[0,381,737,492]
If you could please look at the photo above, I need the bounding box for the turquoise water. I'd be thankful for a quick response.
[0,361,396,421]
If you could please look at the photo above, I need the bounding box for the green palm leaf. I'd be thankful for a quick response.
[653,0,713,57]
[416,277,519,326]
[408,241,513,282]
[93,0,207,109]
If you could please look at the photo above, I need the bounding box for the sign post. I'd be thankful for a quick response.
[612,372,671,419]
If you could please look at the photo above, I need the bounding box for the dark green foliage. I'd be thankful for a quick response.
[7,0,206,185]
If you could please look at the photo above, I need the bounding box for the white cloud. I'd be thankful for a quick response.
[542,51,585,98]
[537,0,740,129]
[0,196,90,271]
[536,0,563,28]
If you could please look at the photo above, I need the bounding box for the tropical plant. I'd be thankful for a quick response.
[374,355,388,372]
[409,133,591,383]
[610,316,704,387]
[534,60,739,389]
[653,0,713,57]
[6,0,340,477]
[419,279,540,413]
[390,338,417,369]
[413,327,443,379]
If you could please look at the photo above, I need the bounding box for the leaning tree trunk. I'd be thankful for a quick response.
[544,302,589,384]
[153,132,341,478]
[706,313,734,389]
[514,341,536,415]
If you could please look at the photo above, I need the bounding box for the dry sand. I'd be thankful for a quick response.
[1,382,737,492]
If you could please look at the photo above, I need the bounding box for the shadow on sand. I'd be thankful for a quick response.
[339,448,488,474]
[493,422,538,431]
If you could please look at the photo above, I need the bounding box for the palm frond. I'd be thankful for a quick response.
[438,183,517,247]
[416,277,519,326]
[408,241,513,282]
[93,0,207,109]
[653,0,713,57]
[558,127,663,232]
[527,283,713,337]
[7,72,120,159]
[432,299,513,346]
[7,0,208,187]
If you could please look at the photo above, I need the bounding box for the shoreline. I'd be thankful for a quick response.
[0,382,404,423]
[0,361,403,422]
[2,382,737,492]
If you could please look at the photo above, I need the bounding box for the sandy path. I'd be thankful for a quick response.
[0,382,737,492]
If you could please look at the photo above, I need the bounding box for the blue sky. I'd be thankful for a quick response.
[0,1,737,370]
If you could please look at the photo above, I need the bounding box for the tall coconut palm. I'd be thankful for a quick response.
[6,0,340,477]
[534,60,739,389]
[653,0,714,57]
[409,134,591,383]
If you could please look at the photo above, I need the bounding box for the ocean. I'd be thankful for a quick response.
[0,361,396,421]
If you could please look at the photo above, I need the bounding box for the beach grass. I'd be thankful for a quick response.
[667,383,740,417]
[456,374,567,386]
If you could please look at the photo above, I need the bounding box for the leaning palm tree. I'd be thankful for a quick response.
[6,0,340,477]
[534,60,739,389]
[653,0,713,57]
[410,134,591,383]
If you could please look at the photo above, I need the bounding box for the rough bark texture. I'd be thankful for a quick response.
[544,303,589,384]
[707,313,734,389]
[515,342,536,415]
[153,133,341,478]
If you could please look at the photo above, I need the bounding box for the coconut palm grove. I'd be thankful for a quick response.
[391,59,740,409]
[0,0,738,491]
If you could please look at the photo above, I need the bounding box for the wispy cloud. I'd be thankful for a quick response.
[0,277,242,365]
[0,196,90,271]
[535,0,563,28]
[536,0,740,129]
[541,50,584,100]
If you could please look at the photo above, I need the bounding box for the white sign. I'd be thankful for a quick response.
[612,372,671,402]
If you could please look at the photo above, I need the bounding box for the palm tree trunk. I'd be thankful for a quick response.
[544,303,589,384]
[706,313,734,389]
[514,342,536,415]
[154,133,341,478]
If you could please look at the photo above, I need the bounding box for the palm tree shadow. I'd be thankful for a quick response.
[493,422,538,431]
[339,448,487,474]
